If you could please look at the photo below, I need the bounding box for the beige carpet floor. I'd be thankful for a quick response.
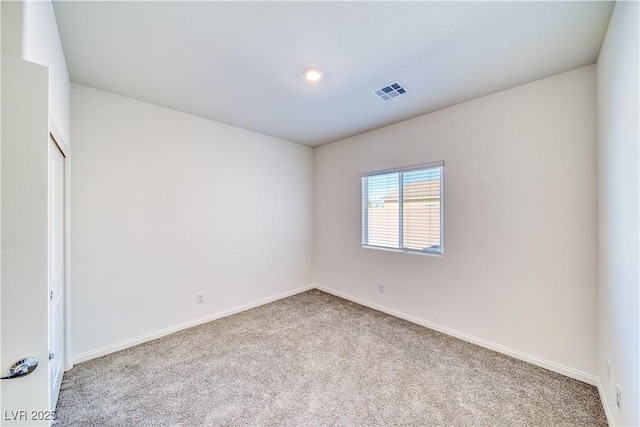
[55,290,607,426]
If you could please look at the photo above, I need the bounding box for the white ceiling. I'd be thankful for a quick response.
[52,1,614,147]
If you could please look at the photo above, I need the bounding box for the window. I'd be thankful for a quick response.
[361,163,443,255]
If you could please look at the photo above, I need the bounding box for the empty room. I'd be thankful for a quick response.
[1,1,638,426]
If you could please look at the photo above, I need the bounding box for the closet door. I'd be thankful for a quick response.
[48,136,66,411]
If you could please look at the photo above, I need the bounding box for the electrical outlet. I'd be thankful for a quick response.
[378,283,385,293]
[196,292,205,304]
[616,385,621,411]
[607,360,612,383]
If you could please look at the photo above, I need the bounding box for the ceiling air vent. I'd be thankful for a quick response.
[373,81,408,101]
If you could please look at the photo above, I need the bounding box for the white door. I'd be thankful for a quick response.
[1,54,52,423]
[48,137,66,411]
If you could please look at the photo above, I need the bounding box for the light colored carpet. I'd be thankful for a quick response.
[55,290,607,426]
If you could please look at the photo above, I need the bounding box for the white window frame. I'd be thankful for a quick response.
[361,162,444,256]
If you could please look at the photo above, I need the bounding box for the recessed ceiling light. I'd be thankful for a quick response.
[303,67,323,82]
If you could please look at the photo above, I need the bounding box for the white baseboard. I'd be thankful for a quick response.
[314,284,599,387]
[596,377,615,426]
[71,282,603,393]
[71,284,315,365]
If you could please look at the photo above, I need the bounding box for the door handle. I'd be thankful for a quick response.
[0,357,38,379]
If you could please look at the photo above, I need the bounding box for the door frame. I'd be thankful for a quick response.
[49,121,72,373]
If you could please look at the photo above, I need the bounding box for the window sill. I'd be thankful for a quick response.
[362,244,444,258]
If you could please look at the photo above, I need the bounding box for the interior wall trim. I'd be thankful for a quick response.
[314,284,599,387]
[71,284,315,365]
[596,377,616,427]
[72,282,603,395]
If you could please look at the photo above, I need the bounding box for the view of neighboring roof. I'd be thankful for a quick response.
[381,180,440,201]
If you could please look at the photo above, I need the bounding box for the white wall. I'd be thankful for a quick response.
[70,84,314,361]
[1,1,25,58]
[596,2,640,425]
[315,65,598,383]
[1,0,71,144]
